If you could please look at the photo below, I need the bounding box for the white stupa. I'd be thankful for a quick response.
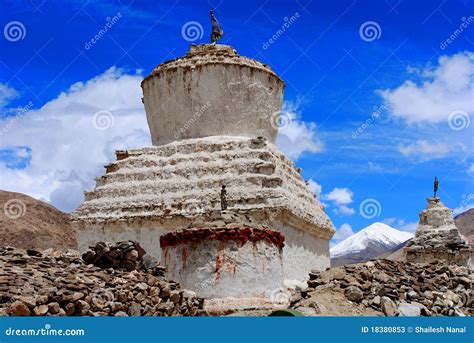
[72,43,335,282]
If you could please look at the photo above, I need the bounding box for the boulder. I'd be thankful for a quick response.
[397,302,426,316]
[344,286,363,303]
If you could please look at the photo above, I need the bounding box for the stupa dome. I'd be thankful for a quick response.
[141,44,285,145]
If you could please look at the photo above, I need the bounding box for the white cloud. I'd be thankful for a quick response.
[398,139,454,161]
[468,163,474,175]
[322,187,355,216]
[0,83,19,107]
[307,178,322,196]
[398,221,418,233]
[324,187,353,205]
[0,67,150,212]
[276,101,324,160]
[334,205,356,216]
[379,51,474,123]
[383,217,418,233]
[332,223,354,244]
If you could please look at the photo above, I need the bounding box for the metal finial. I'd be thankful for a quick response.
[210,10,224,44]
[433,176,439,198]
[220,185,227,211]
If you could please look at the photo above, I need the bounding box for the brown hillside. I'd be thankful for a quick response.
[0,190,77,250]
[454,208,474,243]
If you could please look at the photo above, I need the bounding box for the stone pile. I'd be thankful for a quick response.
[0,246,203,316]
[405,228,471,265]
[292,259,473,316]
[82,241,166,276]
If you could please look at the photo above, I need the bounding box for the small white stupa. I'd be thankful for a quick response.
[404,179,472,267]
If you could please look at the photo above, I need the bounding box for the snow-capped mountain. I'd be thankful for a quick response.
[330,222,413,267]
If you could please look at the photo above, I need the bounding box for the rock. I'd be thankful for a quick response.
[81,241,147,271]
[47,302,61,314]
[124,249,139,262]
[170,291,181,304]
[32,305,49,316]
[17,296,36,308]
[182,290,197,299]
[365,261,375,268]
[381,296,396,316]
[453,308,466,317]
[8,301,30,316]
[397,302,426,316]
[371,295,381,306]
[307,279,324,288]
[344,286,363,303]
[407,290,418,300]
[69,292,84,302]
[115,311,128,317]
[159,285,171,299]
[65,303,75,316]
[294,306,318,316]
[444,290,460,304]
[141,254,160,270]
[36,295,49,305]
[373,271,390,283]
[332,269,346,281]
[128,302,141,316]
[76,300,90,315]
[134,282,148,291]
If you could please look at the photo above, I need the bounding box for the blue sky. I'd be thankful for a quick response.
[0,0,473,242]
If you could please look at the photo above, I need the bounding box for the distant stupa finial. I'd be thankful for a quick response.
[433,176,439,198]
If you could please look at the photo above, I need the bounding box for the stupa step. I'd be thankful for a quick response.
[84,177,287,201]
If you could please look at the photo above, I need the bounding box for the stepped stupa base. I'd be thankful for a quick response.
[73,136,334,281]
